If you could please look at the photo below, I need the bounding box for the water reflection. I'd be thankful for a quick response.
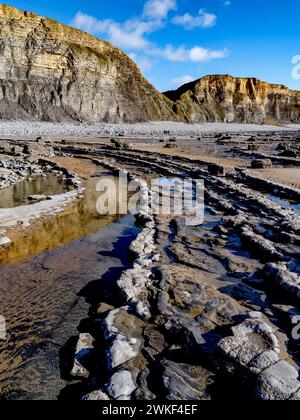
[0,174,120,265]
[0,174,73,209]
[0,165,138,399]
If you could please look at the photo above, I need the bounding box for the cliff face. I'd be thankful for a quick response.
[164,75,300,124]
[0,6,299,125]
[0,5,177,123]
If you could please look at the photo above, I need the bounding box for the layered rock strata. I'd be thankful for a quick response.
[0,5,177,123]
[164,75,300,124]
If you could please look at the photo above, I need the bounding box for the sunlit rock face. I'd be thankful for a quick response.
[0,5,177,123]
[1,5,299,125]
[164,75,300,124]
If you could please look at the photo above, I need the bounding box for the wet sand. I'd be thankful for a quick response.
[0,155,142,399]
[0,214,138,399]
[249,168,300,189]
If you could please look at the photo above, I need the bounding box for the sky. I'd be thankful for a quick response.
[2,0,300,92]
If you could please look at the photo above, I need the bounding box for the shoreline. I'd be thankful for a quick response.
[0,121,299,139]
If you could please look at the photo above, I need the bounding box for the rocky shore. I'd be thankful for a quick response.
[0,122,300,140]
[44,130,300,401]
[0,128,299,400]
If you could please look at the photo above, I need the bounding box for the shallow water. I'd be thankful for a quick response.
[0,172,123,265]
[0,215,138,400]
[265,193,300,213]
[0,164,139,400]
[0,174,73,209]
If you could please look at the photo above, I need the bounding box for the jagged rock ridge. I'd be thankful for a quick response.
[164,75,300,124]
[0,5,177,123]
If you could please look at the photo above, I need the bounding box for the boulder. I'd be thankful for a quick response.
[218,313,280,376]
[105,371,137,400]
[164,143,178,149]
[208,163,227,177]
[251,159,273,169]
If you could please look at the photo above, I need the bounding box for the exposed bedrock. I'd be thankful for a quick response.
[164,75,300,124]
[0,5,177,123]
[42,142,300,400]
[0,6,300,124]
[218,312,300,400]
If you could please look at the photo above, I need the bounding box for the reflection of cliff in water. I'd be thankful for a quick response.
[0,174,73,209]
[0,174,121,265]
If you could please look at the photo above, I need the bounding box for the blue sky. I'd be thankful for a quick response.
[2,0,300,91]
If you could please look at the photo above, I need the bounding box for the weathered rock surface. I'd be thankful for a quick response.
[251,159,273,169]
[71,333,95,379]
[0,5,177,123]
[34,135,300,401]
[102,308,144,370]
[162,360,211,400]
[1,6,300,125]
[218,313,280,375]
[263,263,300,301]
[256,361,300,400]
[218,312,300,400]
[164,75,300,124]
[105,371,137,400]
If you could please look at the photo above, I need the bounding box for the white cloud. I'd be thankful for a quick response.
[224,1,231,6]
[291,55,300,80]
[72,12,112,34]
[143,0,177,20]
[172,9,217,30]
[71,12,159,50]
[153,44,228,62]
[71,2,228,65]
[171,75,194,88]
[106,21,151,49]
[152,45,187,61]
[129,53,153,72]
[189,46,227,61]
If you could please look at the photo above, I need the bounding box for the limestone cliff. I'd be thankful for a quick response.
[0,5,177,123]
[164,75,300,124]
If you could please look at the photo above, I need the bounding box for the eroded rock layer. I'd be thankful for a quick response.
[164,75,300,124]
[0,5,177,123]
[47,131,299,401]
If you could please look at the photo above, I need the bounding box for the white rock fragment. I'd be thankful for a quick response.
[0,236,11,248]
[105,371,137,400]
[102,308,141,370]
[108,338,140,369]
[71,333,94,379]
